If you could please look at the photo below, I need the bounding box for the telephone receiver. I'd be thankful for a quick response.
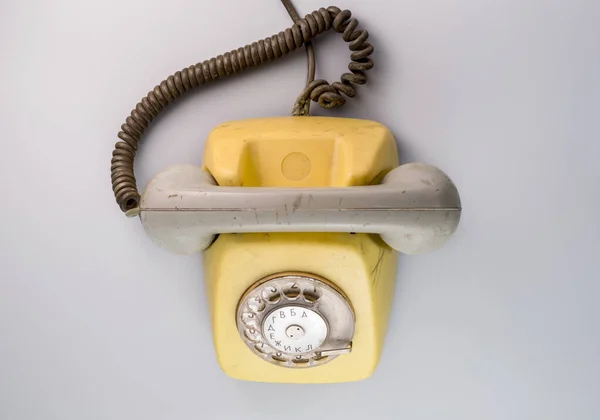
[141,162,461,256]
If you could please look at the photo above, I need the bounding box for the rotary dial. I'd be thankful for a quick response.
[236,273,354,368]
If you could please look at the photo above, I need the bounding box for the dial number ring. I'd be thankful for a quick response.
[236,273,354,368]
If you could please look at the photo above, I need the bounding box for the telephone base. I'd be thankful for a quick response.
[203,232,397,383]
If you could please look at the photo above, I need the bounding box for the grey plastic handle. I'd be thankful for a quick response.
[139,163,461,255]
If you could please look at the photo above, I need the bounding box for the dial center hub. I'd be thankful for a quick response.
[286,325,305,339]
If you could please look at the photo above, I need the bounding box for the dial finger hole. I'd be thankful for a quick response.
[272,353,287,363]
[282,282,301,299]
[262,286,281,304]
[241,311,257,326]
[247,296,266,313]
[244,327,261,342]
[302,285,322,303]
[292,356,310,365]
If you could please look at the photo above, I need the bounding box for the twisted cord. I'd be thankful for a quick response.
[112,5,374,215]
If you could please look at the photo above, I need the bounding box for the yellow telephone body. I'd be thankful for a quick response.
[201,117,399,383]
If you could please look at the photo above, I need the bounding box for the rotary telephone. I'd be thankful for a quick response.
[110,2,461,383]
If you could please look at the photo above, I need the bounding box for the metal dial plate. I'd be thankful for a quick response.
[262,306,328,354]
[236,273,354,368]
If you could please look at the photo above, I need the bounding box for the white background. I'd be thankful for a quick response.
[1,0,599,419]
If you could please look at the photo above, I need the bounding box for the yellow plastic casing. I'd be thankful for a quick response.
[201,117,399,383]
